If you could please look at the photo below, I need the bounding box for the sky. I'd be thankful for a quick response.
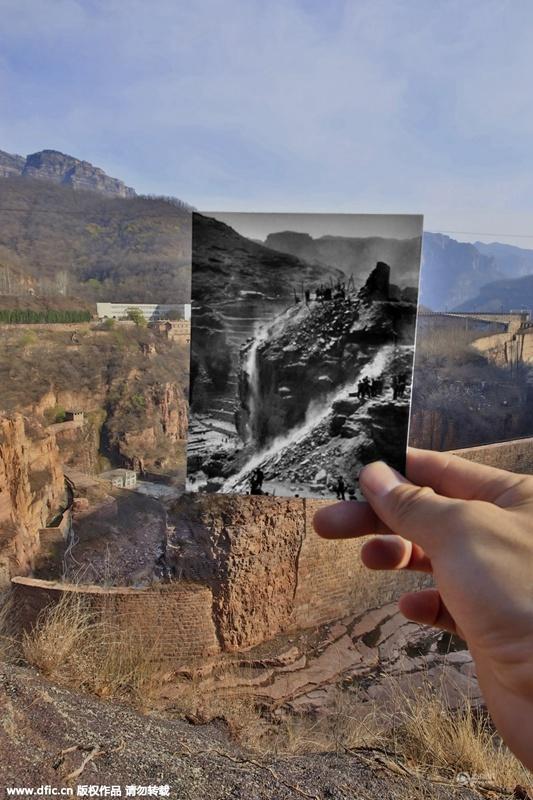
[1,0,533,247]
[205,212,422,242]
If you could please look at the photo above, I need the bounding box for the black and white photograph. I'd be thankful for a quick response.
[187,212,423,499]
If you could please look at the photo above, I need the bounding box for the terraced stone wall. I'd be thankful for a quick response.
[11,576,220,663]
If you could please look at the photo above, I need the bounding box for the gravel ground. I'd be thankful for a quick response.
[0,664,491,800]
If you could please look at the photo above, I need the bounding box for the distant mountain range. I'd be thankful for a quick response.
[0,155,190,303]
[2,145,533,313]
[263,230,421,289]
[409,233,533,312]
[454,274,533,313]
[0,148,136,198]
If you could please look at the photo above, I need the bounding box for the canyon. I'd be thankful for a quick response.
[190,253,417,497]
[0,320,189,588]
[2,150,529,796]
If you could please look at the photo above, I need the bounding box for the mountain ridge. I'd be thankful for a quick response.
[0,148,136,198]
[263,229,421,289]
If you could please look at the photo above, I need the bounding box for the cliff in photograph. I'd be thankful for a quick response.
[188,212,421,498]
[265,230,422,288]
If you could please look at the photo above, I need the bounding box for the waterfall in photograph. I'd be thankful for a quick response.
[187,211,423,499]
[221,344,396,494]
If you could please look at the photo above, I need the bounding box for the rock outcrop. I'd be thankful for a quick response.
[0,149,25,178]
[170,494,305,650]
[0,148,136,197]
[106,380,189,475]
[0,414,66,586]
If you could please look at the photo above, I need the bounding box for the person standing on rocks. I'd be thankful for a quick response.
[250,467,265,495]
[335,475,346,500]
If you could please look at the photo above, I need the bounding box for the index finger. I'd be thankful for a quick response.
[313,499,391,539]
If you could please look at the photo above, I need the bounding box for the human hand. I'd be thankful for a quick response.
[313,448,533,771]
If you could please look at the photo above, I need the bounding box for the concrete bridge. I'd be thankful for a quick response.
[418,310,530,336]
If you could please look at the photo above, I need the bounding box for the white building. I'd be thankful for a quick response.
[99,468,137,489]
[96,302,191,323]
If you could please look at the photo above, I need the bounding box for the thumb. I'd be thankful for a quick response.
[359,461,459,551]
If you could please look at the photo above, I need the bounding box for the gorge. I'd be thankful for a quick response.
[188,213,420,498]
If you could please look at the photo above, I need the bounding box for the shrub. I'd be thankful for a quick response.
[384,674,529,788]
[43,405,67,424]
[126,307,147,327]
[22,594,93,676]
[18,331,38,348]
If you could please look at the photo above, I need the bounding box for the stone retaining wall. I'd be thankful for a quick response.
[451,437,533,474]
[11,576,220,663]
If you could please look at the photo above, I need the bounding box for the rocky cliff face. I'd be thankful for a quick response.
[0,149,25,178]
[420,232,501,310]
[1,324,189,479]
[0,414,66,586]
[239,263,416,451]
[109,380,189,474]
[38,372,188,477]
[0,148,136,198]
[171,494,305,650]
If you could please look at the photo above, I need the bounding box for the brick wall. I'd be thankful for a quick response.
[11,494,432,664]
[289,500,425,629]
[11,576,220,663]
[451,437,533,474]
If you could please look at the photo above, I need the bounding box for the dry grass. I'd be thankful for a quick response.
[17,594,530,789]
[259,688,384,757]
[0,589,18,662]
[193,671,528,790]
[385,675,529,788]
[84,611,163,706]
[21,593,164,707]
[22,594,94,675]
[415,325,484,366]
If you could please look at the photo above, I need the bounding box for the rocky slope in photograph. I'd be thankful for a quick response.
[208,263,416,495]
[190,213,344,429]
[238,263,415,447]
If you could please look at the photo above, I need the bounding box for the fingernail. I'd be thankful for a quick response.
[359,461,407,498]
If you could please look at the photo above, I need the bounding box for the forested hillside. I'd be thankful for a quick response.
[0,176,191,304]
